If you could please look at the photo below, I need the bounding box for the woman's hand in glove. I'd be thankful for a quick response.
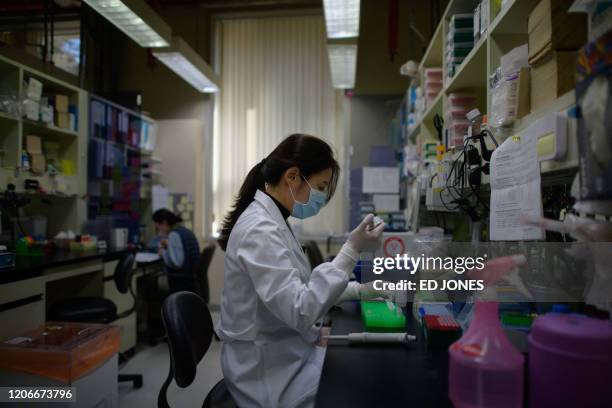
[337,281,397,303]
[346,214,385,253]
[357,281,396,301]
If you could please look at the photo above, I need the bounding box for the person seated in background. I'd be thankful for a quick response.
[152,208,201,294]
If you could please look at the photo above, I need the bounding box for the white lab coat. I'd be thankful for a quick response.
[217,190,350,408]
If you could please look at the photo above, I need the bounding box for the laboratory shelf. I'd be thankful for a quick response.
[398,0,584,228]
[0,111,19,123]
[408,123,421,143]
[515,90,576,133]
[422,91,444,127]
[23,119,79,139]
[445,35,488,93]
[443,0,482,19]
[489,0,533,36]
[407,91,444,144]
[419,21,445,70]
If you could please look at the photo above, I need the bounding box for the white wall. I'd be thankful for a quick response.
[349,95,402,169]
[155,119,205,237]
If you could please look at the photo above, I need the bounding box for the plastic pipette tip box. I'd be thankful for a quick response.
[422,315,462,349]
[500,313,533,328]
[361,301,406,333]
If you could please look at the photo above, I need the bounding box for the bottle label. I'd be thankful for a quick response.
[460,343,484,357]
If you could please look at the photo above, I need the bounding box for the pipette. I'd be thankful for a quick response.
[323,332,416,345]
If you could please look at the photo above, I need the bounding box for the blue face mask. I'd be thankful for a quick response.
[289,176,327,219]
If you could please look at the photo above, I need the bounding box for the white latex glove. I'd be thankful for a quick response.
[346,214,385,253]
[331,214,385,277]
[358,281,396,301]
[337,281,396,303]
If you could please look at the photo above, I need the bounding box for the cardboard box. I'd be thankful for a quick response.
[25,135,47,173]
[30,153,46,173]
[530,51,576,112]
[55,111,70,129]
[25,135,42,154]
[528,0,587,64]
[52,94,69,113]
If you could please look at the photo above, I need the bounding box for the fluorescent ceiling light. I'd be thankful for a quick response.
[153,37,220,93]
[327,43,357,89]
[323,0,360,39]
[82,0,171,47]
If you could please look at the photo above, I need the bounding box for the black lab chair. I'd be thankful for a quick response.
[48,253,143,388]
[304,240,325,268]
[193,244,216,304]
[158,291,236,408]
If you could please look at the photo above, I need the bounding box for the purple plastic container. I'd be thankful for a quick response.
[529,314,612,407]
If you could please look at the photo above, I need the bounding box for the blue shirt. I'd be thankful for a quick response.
[161,231,184,269]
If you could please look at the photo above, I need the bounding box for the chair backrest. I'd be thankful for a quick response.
[304,240,324,268]
[161,291,214,388]
[114,253,136,294]
[193,244,216,303]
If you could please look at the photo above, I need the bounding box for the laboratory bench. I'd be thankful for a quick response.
[0,249,131,284]
[316,302,452,408]
[0,248,148,353]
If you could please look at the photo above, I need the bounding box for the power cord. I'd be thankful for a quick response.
[439,127,498,219]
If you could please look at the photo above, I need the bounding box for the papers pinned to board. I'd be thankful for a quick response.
[490,132,544,241]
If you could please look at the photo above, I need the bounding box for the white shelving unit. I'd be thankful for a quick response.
[0,52,88,234]
[0,53,88,197]
[408,0,579,178]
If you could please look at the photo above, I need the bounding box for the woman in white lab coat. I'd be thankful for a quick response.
[217,134,389,408]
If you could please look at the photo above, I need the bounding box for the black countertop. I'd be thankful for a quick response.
[315,302,452,408]
[0,249,132,285]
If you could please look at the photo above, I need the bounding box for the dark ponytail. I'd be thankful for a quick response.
[152,208,182,226]
[217,134,340,251]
